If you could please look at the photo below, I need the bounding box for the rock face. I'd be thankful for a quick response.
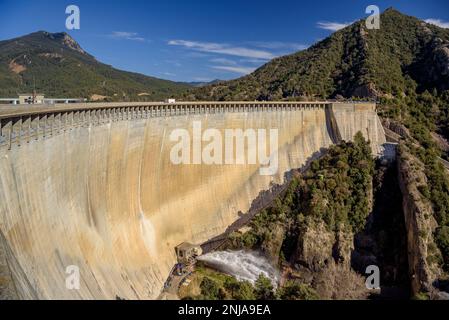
[295,220,335,271]
[397,145,443,295]
[44,32,87,55]
[261,223,286,265]
[333,228,355,268]
[0,104,385,299]
[430,38,449,80]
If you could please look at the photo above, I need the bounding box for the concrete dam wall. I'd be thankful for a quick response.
[0,102,385,299]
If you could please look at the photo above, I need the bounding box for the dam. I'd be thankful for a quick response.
[0,101,386,299]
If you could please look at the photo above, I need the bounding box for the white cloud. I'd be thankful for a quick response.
[210,58,237,65]
[212,65,256,75]
[250,41,308,51]
[193,77,213,82]
[317,21,351,31]
[168,40,275,59]
[110,31,146,42]
[425,18,449,29]
[240,58,268,64]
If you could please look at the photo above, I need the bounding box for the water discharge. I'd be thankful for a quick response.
[198,250,279,286]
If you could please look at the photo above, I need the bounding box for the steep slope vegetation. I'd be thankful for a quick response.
[0,31,190,100]
[185,8,449,101]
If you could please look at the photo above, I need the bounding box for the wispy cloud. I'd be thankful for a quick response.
[317,21,351,31]
[240,58,268,64]
[210,58,237,65]
[250,41,308,51]
[168,40,275,59]
[193,77,214,82]
[109,31,146,42]
[211,65,256,75]
[425,18,449,29]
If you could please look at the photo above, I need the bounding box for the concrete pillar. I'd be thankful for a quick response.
[61,113,67,132]
[1,120,12,150]
[68,111,73,130]
[48,114,55,137]
[31,116,39,141]
[79,111,85,127]
[40,115,47,138]
[74,111,79,127]
[23,116,31,143]
[57,112,62,132]
[93,110,98,125]
[87,110,93,127]
[12,117,22,147]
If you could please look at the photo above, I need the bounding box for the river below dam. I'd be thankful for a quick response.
[197,250,280,287]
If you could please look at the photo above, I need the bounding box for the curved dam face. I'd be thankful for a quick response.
[0,102,385,299]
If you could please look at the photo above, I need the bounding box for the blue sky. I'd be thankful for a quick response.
[1,0,448,82]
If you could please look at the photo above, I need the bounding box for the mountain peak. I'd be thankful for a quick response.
[187,8,449,101]
[39,31,86,55]
[0,31,191,99]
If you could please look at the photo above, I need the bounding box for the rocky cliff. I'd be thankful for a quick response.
[397,144,445,297]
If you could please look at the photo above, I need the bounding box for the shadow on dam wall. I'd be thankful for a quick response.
[0,102,386,299]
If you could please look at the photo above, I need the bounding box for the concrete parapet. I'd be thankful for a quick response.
[0,102,331,150]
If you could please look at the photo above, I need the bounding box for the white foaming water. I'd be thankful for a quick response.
[197,250,279,286]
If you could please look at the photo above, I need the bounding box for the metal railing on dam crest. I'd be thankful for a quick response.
[0,101,380,151]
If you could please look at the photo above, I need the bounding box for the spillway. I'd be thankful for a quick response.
[198,250,280,286]
[0,102,385,299]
